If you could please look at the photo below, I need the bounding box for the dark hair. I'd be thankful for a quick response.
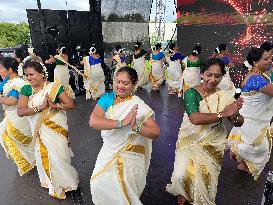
[115,44,122,51]
[192,45,202,56]
[155,43,162,50]
[23,59,44,73]
[201,58,226,75]
[246,48,265,66]
[260,42,273,51]
[215,44,227,54]
[58,44,68,55]
[135,41,141,49]
[0,57,19,73]
[116,66,138,85]
[14,48,28,62]
[169,42,176,50]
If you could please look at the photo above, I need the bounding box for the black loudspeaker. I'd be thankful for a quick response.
[26,7,103,60]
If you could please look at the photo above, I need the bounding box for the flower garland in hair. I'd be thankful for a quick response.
[215,47,220,54]
[192,50,198,55]
[244,60,252,71]
[90,47,96,54]
[118,48,124,54]
[59,47,66,54]
[40,62,49,80]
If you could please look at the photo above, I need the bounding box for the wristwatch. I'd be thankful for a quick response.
[134,124,142,134]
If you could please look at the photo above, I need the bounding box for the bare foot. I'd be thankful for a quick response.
[177,195,187,205]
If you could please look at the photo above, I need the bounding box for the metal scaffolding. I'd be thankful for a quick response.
[154,0,166,41]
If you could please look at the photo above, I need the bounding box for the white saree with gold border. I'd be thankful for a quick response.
[27,82,79,199]
[166,90,235,205]
[166,59,183,91]
[54,55,75,99]
[150,60,165,88]
[181,57,201,93]
[133,56,148,87]
[113,54,126,78]
[0,77,35,176]
[228,91,273,180]
[90,95,154,205]
[83,56,105,100]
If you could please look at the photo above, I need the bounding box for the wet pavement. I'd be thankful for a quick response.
[0,84,271,205]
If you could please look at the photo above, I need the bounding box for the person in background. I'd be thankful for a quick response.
[166,42,185,95]
[45,44,75,99]
[228,48,273,179]
[150,43,165,91]
[132,41,148,88]
[0,57,35,176]
[81,46,105,100]
[215,43,236,93]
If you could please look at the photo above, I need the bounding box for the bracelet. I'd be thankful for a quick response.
[33,106,40,113]
[216,112,223,120]
[117,120,122,129]
[57,103,64,110]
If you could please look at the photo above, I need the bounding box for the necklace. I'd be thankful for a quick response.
[252,70,271,81]
[30,81,47,108]
[114,95,132,105]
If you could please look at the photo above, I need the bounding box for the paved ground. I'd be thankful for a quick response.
[0,85,271,205]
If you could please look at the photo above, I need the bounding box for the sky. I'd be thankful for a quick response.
[0,0,176,23]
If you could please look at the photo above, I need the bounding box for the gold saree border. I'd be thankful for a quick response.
[183,159,195,203]
[7,119,32,145]
[2,131,34,176]
[43,119,68,139]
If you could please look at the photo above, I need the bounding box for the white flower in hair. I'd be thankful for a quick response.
[40,62,49,79]
[18,63,24,77]
[118,48,123,53]
[216,47,220,54]
[244,60,252,70]
[90,47,96,54]
[59,47,66,54]
[192,50,198,54]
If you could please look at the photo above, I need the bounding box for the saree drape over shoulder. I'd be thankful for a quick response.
[133,56,148,87]
[228,90,273,180]
[0,78,35,176]
[26,82,78,199]
[54,55,75,99]
[166,90,234,205]
[90,96,154,205]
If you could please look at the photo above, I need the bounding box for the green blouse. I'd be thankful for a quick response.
[20,84,65,104]
[56,59,66,65]
[184,88,203,116]
[187,59,203,68]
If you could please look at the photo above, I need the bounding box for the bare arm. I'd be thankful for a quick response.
[0,96,17,106]
[133,117,160,140]
[189,98,243,125]
[89,105,119,130]
[47,91,75,111]
[45,55,56,64]
[260,83,273,97]
[17,95,48,117]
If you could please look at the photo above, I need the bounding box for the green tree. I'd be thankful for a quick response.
[0,22,30,48]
